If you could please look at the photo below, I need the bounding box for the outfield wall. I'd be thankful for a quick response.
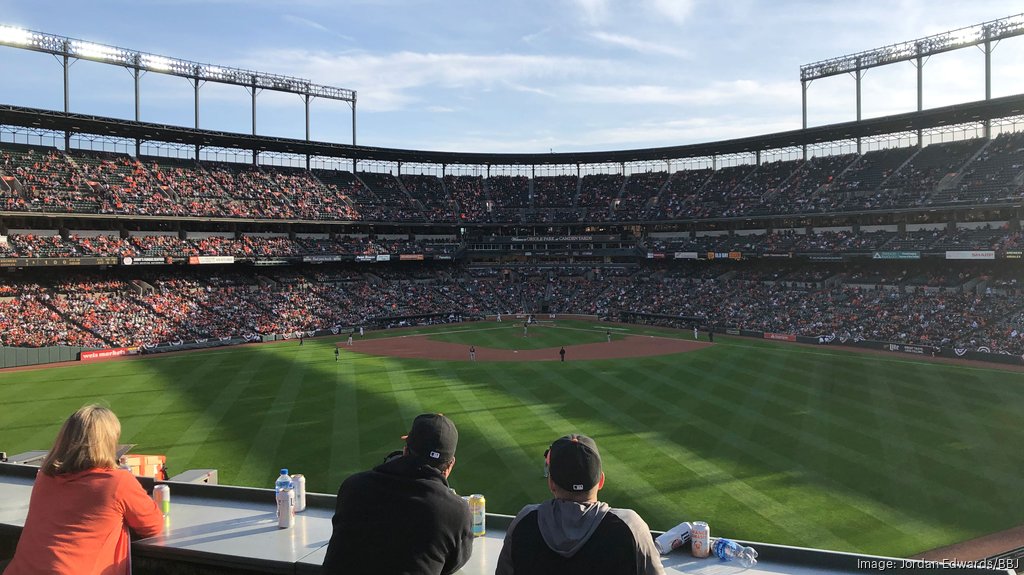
[0,346,92,369]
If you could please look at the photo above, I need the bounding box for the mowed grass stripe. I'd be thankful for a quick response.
[161,351,274,473]
[629,356,951,550]
[708,348,1020,496]
[692,343,1011,540]
[327,345,362,489]
[235,346,314,485]
[672,354,1007,518]
[580,358,856,550]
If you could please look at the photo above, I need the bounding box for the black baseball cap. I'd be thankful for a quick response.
[402,413,458,462]
[548,434,602,492]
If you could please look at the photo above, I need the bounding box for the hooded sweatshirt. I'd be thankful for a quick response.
[321,455,473,575]
[495,499,665,575]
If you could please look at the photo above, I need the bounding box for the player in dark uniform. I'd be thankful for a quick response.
[335,347,340,362]
[559,347,566,362]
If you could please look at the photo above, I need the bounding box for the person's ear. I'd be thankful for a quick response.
[596,472,606,491]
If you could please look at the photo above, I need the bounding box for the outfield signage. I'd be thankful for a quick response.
[807,255,845,262]
[764,333,796,342]
[706,251,742,261]
[674,252,699,260]
[122,256,173,266]
[188,256,235,265]
[254,259,291,266]
[887,343,928,355]
[399,254,425,261]
[1006,250,1022,259]
[81,347,139,361]
[354,255,376,262]
[945,250,995,260]
[761,253,793,259]
[509,235,600,242]
[376,254,391,262]
[303,255,346,263]
[872,251,920,260]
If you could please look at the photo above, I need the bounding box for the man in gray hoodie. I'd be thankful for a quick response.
[495,434,665,575]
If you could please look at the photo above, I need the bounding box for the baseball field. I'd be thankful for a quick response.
[3,319,1022,557]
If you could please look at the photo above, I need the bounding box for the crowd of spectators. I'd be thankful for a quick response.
[4,136,1024,223]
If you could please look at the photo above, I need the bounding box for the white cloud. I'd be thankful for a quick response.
[426,105,455,113]
[568,0,611,26]
[589,31,690,59]
[242,49,621,112]
[646,0,696,26]
[567,79,793,107]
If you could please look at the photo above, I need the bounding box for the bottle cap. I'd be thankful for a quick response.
[280,468,288,474]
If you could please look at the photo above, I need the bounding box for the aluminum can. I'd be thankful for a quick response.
[691,521,710,558]
[277,488,295,529]
[153,484,170,516]
[291,474,306,512]
[468,494,486,537]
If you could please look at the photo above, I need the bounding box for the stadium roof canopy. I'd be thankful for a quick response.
[2,94,1023,167]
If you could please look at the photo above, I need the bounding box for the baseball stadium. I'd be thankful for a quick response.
[1,8,1023,575]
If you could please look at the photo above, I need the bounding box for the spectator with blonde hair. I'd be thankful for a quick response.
[4,405,163,575]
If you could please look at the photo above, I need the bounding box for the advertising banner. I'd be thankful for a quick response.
[945,250,995,260]
[80,347,139,361]
[303,255,346,263]
[399,254,425,261]
[764,333,796,342]
[122,256,173,266]
[376,254,391,262]
[1006,250,1022,259]
[872,251,920,260]
[188,256,235,265]
[707,251,742,261]
[674,252,699,260]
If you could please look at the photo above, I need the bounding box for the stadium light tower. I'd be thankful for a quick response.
[0,26,357,166]
[799,13,1024,154]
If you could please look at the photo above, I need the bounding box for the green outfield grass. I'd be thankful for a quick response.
[3,319,1023,557]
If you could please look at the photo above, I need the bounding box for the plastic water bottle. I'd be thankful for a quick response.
[712,538,758,568]
[275,468,294,521]
[275,468,293,494]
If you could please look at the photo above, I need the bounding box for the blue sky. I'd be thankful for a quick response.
[0,0,1020,154]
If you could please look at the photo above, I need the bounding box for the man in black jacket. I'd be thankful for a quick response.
[496,434,664,575]
[322,413,473,575]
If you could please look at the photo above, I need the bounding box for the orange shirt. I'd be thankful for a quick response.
[4,468,163,575]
